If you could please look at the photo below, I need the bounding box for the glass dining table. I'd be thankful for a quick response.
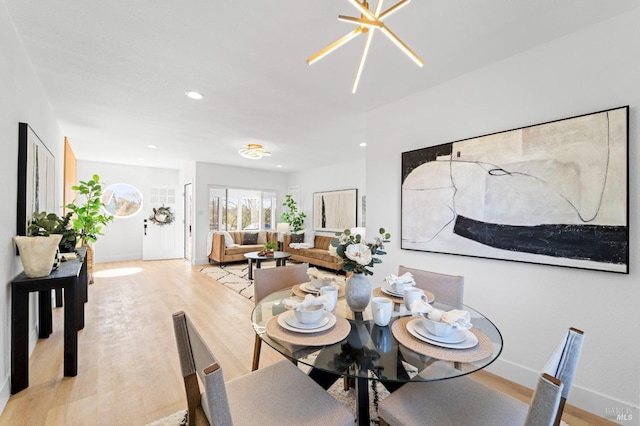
[251,285,503,426]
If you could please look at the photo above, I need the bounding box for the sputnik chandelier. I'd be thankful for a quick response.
[238,143,271,160]
[307,0,424,93]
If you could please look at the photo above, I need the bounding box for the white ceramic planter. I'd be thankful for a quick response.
[13,235,63,278]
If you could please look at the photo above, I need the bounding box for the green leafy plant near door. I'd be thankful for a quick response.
[280,194,306,232]
[64,174,114,245]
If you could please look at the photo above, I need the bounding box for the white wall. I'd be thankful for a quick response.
[0,2,65,411]
[76,160,185,262]
[286,158,366,237]
[366,9,639,417]
[193,162,289,264]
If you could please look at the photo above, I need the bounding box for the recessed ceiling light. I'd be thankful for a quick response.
[185,91,203,100]
[147,145,157,149]
[360,142,367,147]
[277,165,283,168]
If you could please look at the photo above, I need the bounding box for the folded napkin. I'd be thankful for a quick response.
[385,272,416,286]
[441,309,472,330]
[410,300,472,329]
[284,294,331,311]
[307,267,340,283]
[306,267,322,279]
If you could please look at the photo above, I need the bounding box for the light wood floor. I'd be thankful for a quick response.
[1,259,615,426]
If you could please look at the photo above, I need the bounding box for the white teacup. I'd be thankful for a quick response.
[392,280,411,294]
[404,287,428,311]
[372,296,393,327]
[320,285,338,311]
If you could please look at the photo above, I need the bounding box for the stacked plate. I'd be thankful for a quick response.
[406,319,478,349]
[277,310,337,333]
[299,282,321,294]
[380,283,404,298]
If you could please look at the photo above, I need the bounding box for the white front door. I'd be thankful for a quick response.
[142,186,184,260]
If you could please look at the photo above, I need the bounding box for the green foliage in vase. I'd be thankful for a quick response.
[64,174,114,245]
[27,212,62,236]
[280,194,306,232]
[263,240,278,251]
[331,227,391,275]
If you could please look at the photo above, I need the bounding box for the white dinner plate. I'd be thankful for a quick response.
[300,282,321,294]
[277,310,336,333]
[284,311,331,330]
[406,319,478,349]
[412,320,467,344]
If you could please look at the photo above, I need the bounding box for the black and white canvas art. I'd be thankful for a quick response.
[17,122,56,237]
[313,189,357,233]
[401,106,629,273]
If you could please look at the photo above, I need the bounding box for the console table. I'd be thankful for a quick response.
[11,247,88,394]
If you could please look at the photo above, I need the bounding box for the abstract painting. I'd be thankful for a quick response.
[17,122,56,237]
[313,189,357,233]
[401,106,629,273]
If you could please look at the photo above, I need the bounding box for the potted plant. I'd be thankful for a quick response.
[13,212,63,278]
[64,174,114,282]
[280,194,306,232]
[263,240,277,256]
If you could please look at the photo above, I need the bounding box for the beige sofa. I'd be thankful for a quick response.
[208,231,278,265]
[282,234,343,272]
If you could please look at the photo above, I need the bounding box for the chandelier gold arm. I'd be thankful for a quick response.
[379,0,410,20]
[338,15,382,28]
[379,24,424,66]
[352,28,375,93]
[307,27,364,65]
[348,0,377,21]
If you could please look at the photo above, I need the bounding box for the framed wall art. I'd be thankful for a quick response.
[313,189,357,232]
[17,122,56,237]
[401,106,629,273]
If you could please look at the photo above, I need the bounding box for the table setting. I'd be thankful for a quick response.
[265,294,351,348]
[372,272,435,304]
[292,267,346,298]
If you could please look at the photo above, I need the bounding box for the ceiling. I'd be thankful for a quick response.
[5,0,639,172]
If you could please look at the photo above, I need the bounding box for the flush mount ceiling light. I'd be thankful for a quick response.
[238,143,271,160]
[185,90,203,100]
[307,0,424,93]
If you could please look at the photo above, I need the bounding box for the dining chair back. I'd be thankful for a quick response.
[378,327,584,426]
[254,262,309,303]
[252,262,309,370]
[172,311,355,426]
[398,265,464,309]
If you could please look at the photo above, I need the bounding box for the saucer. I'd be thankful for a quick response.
[406,319,478,349]
[300,282,321,294]
[277,310,336,333]
[381,283,404,297]
[412,320,467,343]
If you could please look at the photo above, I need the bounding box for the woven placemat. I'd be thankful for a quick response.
[266,314,351,347]
[292,283,345,298]
[372,287,434,304]
[391,317,494,363]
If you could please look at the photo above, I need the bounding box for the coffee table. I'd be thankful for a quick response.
[244,251,291,280]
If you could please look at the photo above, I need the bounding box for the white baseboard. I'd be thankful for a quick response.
[487,358,640,423]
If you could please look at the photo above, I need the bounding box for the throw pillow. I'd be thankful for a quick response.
[291,231,305,244]
[257,231,268,245]
[303,230,315,249]
[243,232,259,245]
[218,231,235,248]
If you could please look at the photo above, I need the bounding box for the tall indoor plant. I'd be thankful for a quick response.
[65,174,113,282]
[280,194,306,232]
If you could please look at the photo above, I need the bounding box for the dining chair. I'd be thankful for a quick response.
[252,262,309,370]
[378,327,584,426]
[172,310,355,426]
[398,265,464,309]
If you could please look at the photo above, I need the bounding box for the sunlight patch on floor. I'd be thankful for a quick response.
[94,267,143,278]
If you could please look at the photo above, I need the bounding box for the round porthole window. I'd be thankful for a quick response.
[101,183,143,218]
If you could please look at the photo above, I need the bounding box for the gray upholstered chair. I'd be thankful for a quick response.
[378,327,584,426]
[252,262,309,370]
[172,311,354,426]
[398,265,464,309]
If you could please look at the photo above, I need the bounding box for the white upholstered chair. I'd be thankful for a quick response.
[252,262,309,370]
[398,265,464,309]
[172,310,354,426]
[378,327,584,426]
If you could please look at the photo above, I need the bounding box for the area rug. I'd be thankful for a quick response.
[199,262,342,302]
[200,263,257,300]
